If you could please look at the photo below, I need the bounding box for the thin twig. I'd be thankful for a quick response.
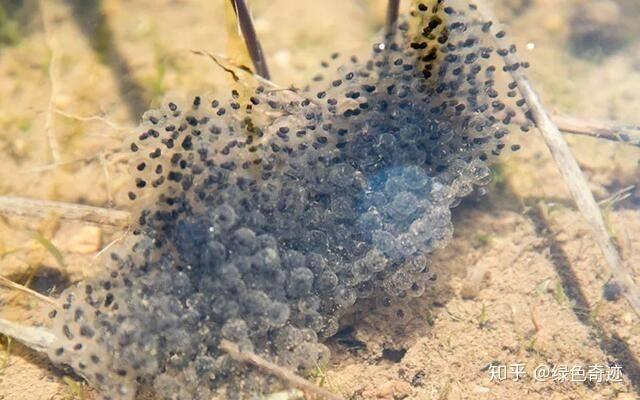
[0,196,130,227]
[54,108,130,131]
[98,152,114,206]
[192,50,324,110]
[474,1,640,315]
[39,0,62,164]
[553,114,640,148]
[22,149,128,174]
[598,185,636,207]
[219,340,344,400]
[228,0,271,79]
[385,0,401,37]
[0,275,55,304]
[0,275,56,306]
[94,228,129,260]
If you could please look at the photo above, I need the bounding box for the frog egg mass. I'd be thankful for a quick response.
[43,1,530,399]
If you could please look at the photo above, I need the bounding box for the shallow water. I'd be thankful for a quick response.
[0,1,639,399]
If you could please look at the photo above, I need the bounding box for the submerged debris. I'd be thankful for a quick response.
[569,0,630,59]
[43,1,529,399]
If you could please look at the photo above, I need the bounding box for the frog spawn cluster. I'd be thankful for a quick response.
[45,1,529,399]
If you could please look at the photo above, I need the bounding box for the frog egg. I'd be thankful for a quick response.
[402,165,431,191]
[372,230,398,256]
[286,267,315,297]
[334,285,358,308]
[391,191,419,216]
[407,280,426,298]
[363,249,389,273]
